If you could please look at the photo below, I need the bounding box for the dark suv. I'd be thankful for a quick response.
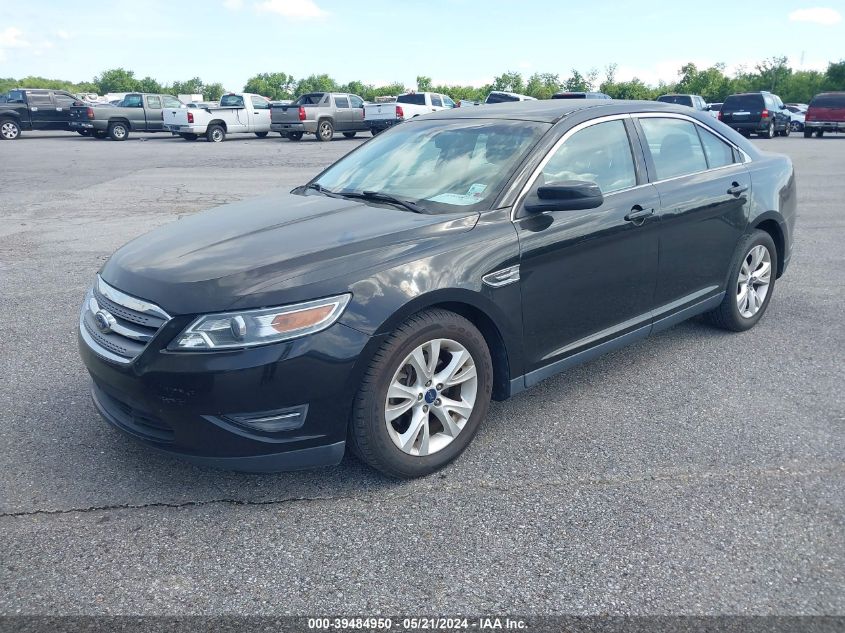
[657,94,709,111]
[718,92,791,138]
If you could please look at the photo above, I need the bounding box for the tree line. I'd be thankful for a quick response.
[3,57,844,105]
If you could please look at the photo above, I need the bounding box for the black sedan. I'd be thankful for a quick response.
[79,100,797,478]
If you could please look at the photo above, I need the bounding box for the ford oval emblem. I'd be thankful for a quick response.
[94,309,116,333]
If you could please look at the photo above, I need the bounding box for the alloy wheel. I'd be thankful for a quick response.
[319,122,332,140]
[1,121,19,139]
[736,245,772,318]
[384,338,478,457]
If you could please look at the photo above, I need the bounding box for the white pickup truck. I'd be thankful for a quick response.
[163,93,272,142]
[364,92,456,134]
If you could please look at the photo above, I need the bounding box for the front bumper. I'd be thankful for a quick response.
[79,317,375,472]
[271,121,318,134]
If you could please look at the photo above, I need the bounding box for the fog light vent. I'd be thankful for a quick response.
[223,405,308,433]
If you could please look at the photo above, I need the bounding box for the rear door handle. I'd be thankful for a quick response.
[624,206,654,222]
[727,182,748,196]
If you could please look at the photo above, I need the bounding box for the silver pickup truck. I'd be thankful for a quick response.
[68,93,184,140]
[270,92,369,141]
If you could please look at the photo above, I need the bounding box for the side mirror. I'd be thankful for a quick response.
[524,180,604,213]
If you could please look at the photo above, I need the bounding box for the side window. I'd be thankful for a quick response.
[697,127,736,169]
[123,94,143,108]
[349,95,364,108]
[334,96,350,108]
[430,94,443,107]
[540,120,637,194]
[147,96,162,109]
[162,95,182,109]
[54,94,76,108]
[250,95,269,109]
[639,118,708,180]
[28,92,53,106]
[443,95,456,108]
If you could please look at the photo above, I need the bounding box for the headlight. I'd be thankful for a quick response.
[170,294,351,351]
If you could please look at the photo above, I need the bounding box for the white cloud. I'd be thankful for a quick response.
[56,29,71,40]
[0,26,30,49]
[255,0,327,18]
[223,0,243,9]
[788,7,842,25]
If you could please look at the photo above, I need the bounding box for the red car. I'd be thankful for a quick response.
[804,92,845,137]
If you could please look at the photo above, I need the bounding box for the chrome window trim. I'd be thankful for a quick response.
[96,275,171,321]
[634,111,753,164]
[510,111,753,222]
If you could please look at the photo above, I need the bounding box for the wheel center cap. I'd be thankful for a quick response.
[424,388,437,404]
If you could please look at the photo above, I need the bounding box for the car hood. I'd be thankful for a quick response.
[100,191,478,315]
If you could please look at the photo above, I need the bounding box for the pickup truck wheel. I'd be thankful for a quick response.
[108,122,129,141]
[816,130,824,138]
[180,133,198,141]
[207,125,225,143]
[803,129,813,138]
[0,119,21,140]
[343,132,357,138]
[286,132,303,141]
[77,130,91,137]
[93,130,107,139]
[317,119,334,142]
[254,131,269,138]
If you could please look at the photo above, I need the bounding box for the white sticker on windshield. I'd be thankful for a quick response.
[428,183,488,206]
[466,183,487,199]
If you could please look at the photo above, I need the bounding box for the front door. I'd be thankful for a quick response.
[515,117,660,376]
[635,115,750,315]
[250,95,272,132]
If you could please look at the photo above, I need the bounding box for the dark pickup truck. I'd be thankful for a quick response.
[69,93,185,141]
[0,88,83,140]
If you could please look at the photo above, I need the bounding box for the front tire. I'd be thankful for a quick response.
[255,131,269,138]
[343,132,357,138]
[286,132,303,141]
[804,129,813,138]
[705,230,777,332]
[317,119,334,142]
[206,124,225,143]
[1,118,21,140]
[77,129,91,137]
[349,309,493,478]
[108,121,128,141]
[816,130,824,138]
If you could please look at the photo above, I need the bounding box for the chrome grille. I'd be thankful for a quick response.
[79,276,171,364]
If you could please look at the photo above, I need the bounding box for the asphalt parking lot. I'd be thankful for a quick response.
[1,130,843,616]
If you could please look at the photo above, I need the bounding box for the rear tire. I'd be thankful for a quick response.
[761,121,775,139]
[803,129,813,138]
[206,124,225,143]
[816,130,824,138]
[108,121,129,141]
[317,119,334,142]
[705,229,777,332]
[349,309,493,478]
[343,132,357,138]
[254,131,269,138]
[287,132,303,141]
[93,130,107,139]
[1,118,21,140]
[77,130,91,137]
[180,133,198,141]
[780,124,790,137]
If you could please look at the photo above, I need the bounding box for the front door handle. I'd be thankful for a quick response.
[624,206,654,223]
[727,182,748,196]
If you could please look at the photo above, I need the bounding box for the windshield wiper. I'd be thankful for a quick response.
[338,190,427,214]
[302,183,346,199]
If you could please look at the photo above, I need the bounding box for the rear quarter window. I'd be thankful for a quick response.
[220,95,245,107]
[658,95,693,107]
[397,94,427,106]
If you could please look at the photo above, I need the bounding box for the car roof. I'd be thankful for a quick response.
[425,99,697,123]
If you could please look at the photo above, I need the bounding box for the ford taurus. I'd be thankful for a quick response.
[79,100,796,478]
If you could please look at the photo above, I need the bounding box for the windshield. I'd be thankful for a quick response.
[310,119,549,214]
[486,92,519,103]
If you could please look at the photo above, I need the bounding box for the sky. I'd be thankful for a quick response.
[1,0,843,92]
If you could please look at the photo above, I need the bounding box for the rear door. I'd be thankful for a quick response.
[348,95,367,130]
[250,95,272,132]
[635,114,750,320]
[144,95,163,131]
[52,92,78,128]
[333,94,352,129]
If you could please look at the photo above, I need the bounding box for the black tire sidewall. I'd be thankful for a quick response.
[207,125,225,142]
[353,311,493,478]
